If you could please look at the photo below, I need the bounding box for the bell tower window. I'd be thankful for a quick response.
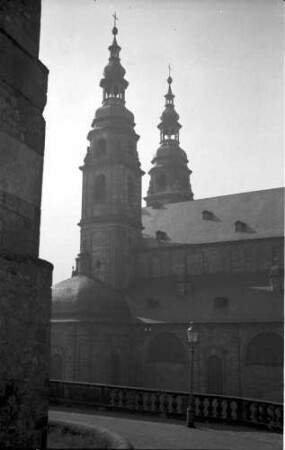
[157,173,166,192]
[96,138,107,156]
[94,174,106,202]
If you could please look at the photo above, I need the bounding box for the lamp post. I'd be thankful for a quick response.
[186,321,198,428]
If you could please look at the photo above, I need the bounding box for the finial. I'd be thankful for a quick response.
[112,12,118,35]
[167,64,172,84]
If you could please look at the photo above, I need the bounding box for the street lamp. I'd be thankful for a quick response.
[186,321,198,428]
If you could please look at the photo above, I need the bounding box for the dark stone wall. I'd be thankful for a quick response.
[0,1,52,448]
[0,0,48,257]
[140,322,283,402]
[138,238,284,280]
[51,318,283,402]
[0,252,52,448]
[51,321,136,387]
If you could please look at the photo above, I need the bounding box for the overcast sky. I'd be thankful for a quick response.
[39,0,284,285]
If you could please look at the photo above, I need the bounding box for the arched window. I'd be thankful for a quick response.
[51,353,63,379]
[96,138,107,156]
[147,333,186,364]
[94,174,106,202]
[157,173,166,192]
[127,176,135,207]
[207,355,224,394]
[245,333,283,366]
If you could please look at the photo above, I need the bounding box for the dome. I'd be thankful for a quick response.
[52,274,132,321]
[94,103,134,123]
[161,106,179,123]
[103,60,126,80]
[155,143,188,162]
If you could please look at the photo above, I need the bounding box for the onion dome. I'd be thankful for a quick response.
[144,68,194,207]
[100,24,128,104]
[52,274,132,321]
[158,75,182,144]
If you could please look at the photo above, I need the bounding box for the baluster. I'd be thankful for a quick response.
[250,402,258,424]
[224,399,232,421]
[144,391,152,413]
[121,388,127,410]
[229,400,237,421]
[207,397,214,418]
[181,393,188,415]
[274,405,282,431]
[266,404,274,430]
[211,398,217,418]
[242,400,251,424]
[161,393,168,415]
[176,395,184,415]
[137,391,144,411]
[258,404,266,426]
[202,396,210,418]
[113,388,120,407]
[195,396,202,418]
[118,389,124,408]
[234,399,242,423]
[109,388,115,406]
[215,398,222,420]
[170,394,178,416]
[128,389,136,412]
[221,399,226,420]
[154,392,161,413]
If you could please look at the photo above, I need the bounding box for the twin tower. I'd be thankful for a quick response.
[72,23,194,289]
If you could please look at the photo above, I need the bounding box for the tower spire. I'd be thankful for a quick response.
[100,15,128,104]
[145,68,194,207]
[112,11,118,28]
[78,18,143,289]
[158,70,181,144]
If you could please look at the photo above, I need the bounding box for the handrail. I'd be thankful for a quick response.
[49,379,283,432]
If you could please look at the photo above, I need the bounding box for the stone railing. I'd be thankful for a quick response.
[49,380,283,432]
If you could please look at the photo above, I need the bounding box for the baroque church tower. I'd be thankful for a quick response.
[73,20,143,289]
[145,72,194,207]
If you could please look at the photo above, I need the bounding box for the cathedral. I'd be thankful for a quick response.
[51,23,284,402]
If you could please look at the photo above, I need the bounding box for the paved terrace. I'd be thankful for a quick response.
[50,406,282,450]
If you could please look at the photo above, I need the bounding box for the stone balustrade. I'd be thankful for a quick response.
[49,380,283,432]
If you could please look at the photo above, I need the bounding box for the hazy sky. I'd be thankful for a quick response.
[39,0,284,285]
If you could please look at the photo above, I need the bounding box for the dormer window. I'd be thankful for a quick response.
[235,220,247,232]
[155,230,169,242]
[202,210,214,220]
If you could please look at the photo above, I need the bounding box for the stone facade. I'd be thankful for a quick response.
[0,1,52,448]
[51,320,136,386]
[51,22,283,404]
[138,238,284,280]
[137,321,283,402]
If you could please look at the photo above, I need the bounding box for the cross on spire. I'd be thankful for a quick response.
[168,64,171,78]
[113,11,118,27]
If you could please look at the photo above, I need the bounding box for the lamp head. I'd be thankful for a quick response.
[187,321,198,344]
